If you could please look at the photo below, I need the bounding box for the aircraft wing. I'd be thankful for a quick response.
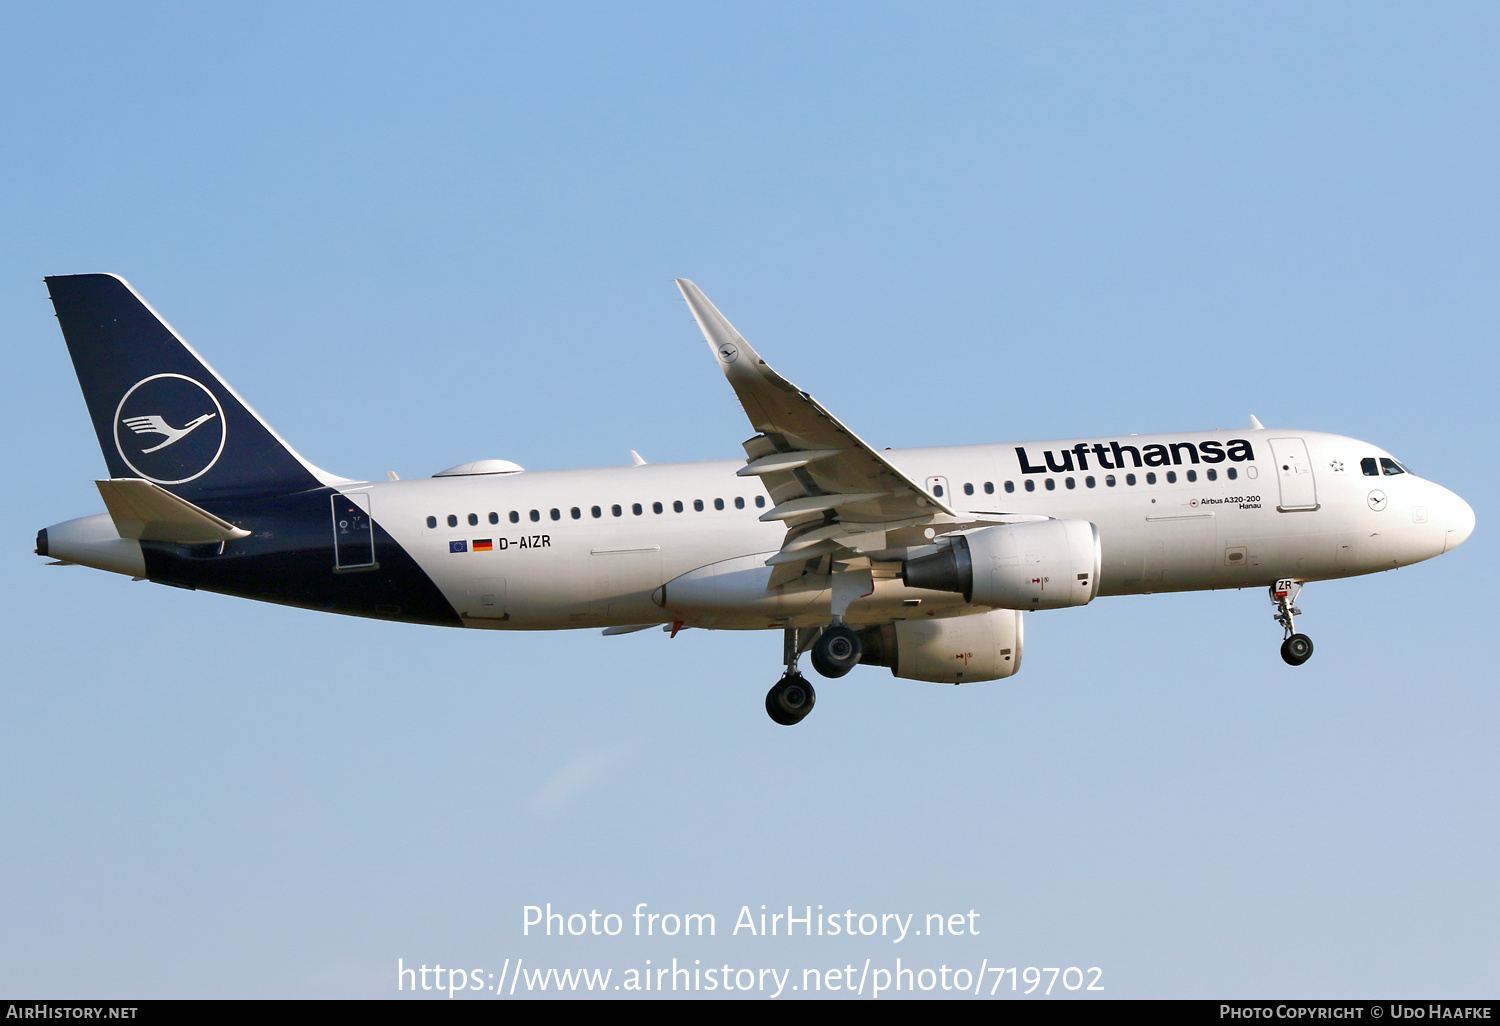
[677,279,1000,587]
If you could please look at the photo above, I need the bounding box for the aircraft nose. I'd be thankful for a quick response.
[1443,490,1475,552]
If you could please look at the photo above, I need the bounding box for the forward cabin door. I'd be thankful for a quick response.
[1268,437,1319,511]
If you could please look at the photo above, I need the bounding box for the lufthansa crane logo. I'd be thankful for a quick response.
[717,341,739,364]
[113,374,227,485]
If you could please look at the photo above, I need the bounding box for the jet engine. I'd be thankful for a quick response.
[857,609,1023,683]
[903,520,1101,609]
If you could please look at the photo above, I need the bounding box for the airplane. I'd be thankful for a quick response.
[36,273,1476,725]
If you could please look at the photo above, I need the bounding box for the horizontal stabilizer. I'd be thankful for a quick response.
[96,478,252,543]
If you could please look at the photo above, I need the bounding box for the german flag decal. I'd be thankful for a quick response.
[473,539,493,552]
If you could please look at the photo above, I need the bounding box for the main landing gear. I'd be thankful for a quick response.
[766,626,817,726]
[765,624,867,725]
[1272,578,1314,666]
[810,623,862,679]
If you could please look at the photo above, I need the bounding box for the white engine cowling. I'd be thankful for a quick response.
[858,609,1023,683]
[903,520,1101,610]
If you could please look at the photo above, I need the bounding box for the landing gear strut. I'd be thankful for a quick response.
[1271,579,1314,666]
[766,626,816,726]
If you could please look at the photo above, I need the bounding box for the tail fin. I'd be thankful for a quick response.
[46,273,337,499]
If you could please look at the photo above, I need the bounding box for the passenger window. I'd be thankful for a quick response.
[672,500,682,513]
[1065,477,1075,489]
[591,506,602,519]
[694,499,704,511]
[734,497,745,509]
[1045,479,1055,491]
[1126,473,1137,486]
[447,514,458,528]
[653,502,664,514]
[468,513,478,526]
[1146,472,1157,484]
[632,503,643,515]
[1106,475,1116,487]
[1166,471,1176,484]
[1227,467,1237,481]
[1381,458,1405,476]
[984,482,994,494]
[550,509,560,521]
[426,515,437,529]
[755,496,766,508]
[1025,480,1035,492]
[1186,470,1197,482]
[510,511,520,523]
[1005,481,1015,493]
[530,510,540,522]
[1206,469,1216,482]
[488,512,499,524]
[1086,476,1096,488]
[570,507,581,520]
[1361,457,1379,476]
[714,498,724,510]
[612,504,623,517]
[963,483,974,495]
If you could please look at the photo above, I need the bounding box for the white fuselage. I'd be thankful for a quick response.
[358,428,1472,632]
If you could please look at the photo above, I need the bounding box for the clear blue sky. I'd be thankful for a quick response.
[1,2,1494,998]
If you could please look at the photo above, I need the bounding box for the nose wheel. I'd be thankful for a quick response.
[1271,579,1314,666]
[1280,633,1314,665]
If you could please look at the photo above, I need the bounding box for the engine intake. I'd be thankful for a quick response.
[903,520,1101,610]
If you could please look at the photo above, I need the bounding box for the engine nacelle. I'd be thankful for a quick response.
[858,610,1023,683]
[903,520,1100,610]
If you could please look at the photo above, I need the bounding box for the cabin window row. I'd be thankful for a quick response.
[955,467,1238,496]
[426,495,768,529]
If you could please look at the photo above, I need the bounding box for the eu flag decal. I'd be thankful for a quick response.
[473,539,493,552]
[450,540,468,553]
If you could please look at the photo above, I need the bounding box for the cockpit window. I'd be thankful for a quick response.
[1361,457,1379,477]
[1380,457,1406,476]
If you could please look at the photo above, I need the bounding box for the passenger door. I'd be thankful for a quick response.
[1268,437,1319,511]
[331,492,375,570]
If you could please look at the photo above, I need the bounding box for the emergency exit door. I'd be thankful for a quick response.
[1268,437,1319,512]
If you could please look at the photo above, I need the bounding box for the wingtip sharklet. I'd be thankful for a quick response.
[676,278,757,362]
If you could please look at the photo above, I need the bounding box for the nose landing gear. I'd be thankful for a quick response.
[1272,579,1314,666]
[766,626,817,726]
